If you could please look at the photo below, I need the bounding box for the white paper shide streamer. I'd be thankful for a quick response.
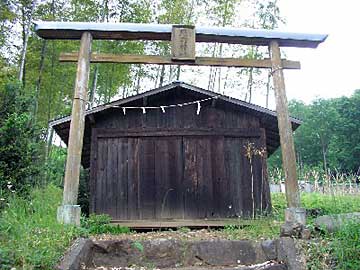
[107,95,220,116]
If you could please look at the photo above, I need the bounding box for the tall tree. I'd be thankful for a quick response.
[18,0,35,87]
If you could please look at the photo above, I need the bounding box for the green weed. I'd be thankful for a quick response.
[0,185,130,270]
[132,241,144,252]
[81,213,130,235]
[272,192,360,220]
[223,218,281,240]
[330,221,360,269]
[0,185,79,269]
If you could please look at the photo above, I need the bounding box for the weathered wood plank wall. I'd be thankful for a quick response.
[89,91,271,220]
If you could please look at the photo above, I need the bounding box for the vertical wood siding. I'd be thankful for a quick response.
[89,93,271,220]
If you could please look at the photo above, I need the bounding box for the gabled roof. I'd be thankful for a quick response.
[51,81,301,168]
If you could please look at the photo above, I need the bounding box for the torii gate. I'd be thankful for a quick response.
[35,22,327,227]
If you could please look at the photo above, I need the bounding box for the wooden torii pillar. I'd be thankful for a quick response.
[269,41,305,227]
[57,32,92,225]
[35,22,327,226]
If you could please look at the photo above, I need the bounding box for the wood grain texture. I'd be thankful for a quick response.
[62,32,92,205]
[59,52,301,69]
[269,41,300,208]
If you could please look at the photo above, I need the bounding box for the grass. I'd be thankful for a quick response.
[223,218,282,239]
[0,184,129,270]
[222,192,360,240]
[302,221,360,270]
[0,185,79,269]
[224,192,360,270]
[272,192,360,221]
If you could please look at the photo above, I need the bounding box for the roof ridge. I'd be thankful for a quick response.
[48,82,302,127]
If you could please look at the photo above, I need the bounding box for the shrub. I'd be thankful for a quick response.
[0,82,43,203]
[82,213,130,235]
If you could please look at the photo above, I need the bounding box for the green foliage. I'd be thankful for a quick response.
[132,241,144,253]
[223,193,360,241]
[178,226,191,233]
[330,221,360,269]
[272,193,360,269]
[78,168,90,215]
[0,0,16,53]
[270,92,360,173]
[0,82,43,201]
[0,185,79,269]
[272,193,360,218]
[223,219,281,239]
[255,0,285,29]
[81,213,130,235]
[302,221,360,270]
[0,185,130,269]
[44,146,67,186]
[1,0,287,129]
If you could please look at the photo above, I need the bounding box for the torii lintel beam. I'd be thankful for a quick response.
[34,21,327,48]
[59,53,301,69]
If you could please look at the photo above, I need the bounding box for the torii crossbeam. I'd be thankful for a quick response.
[34,21,327,227]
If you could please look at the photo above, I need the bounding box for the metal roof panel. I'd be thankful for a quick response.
[34,21,327,48]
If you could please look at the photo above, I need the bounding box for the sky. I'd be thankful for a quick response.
[277,0,360,103]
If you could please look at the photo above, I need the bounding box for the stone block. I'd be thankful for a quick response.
[277,237,306,270]
[56,238,93,270]
[280,222,303,238]
[261,240,277,260]
[285,207,306,225]
[301,228,311,240]
[314,212,360,232]
[57,205,81,226]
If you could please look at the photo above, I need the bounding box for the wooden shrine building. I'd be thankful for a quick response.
[50,82,301,222]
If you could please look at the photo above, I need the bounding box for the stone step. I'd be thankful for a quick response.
[86,263,287,270]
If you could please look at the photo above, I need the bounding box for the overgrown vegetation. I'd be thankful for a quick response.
[81,214,130,235]
[0,81,44,206]
[0,185,129,270]
[223,193,360,241]
[0,185,77,269]
[302,221,360,270]
[223,193,360,270]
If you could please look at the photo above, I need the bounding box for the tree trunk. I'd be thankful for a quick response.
[168,65,173,81]
[320,137,328,174]
[18,1,35,86]
[88,64,98,109]
[217,44,224,92]
[266,71,271,108]
[135,66,141,94]
[176,65,181,80]
[32,40,47,126]
[207,44,218,90]
[246,68,254,103]
[159,65,165,87]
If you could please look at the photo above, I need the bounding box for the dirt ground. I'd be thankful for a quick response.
[90,229,232,242]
